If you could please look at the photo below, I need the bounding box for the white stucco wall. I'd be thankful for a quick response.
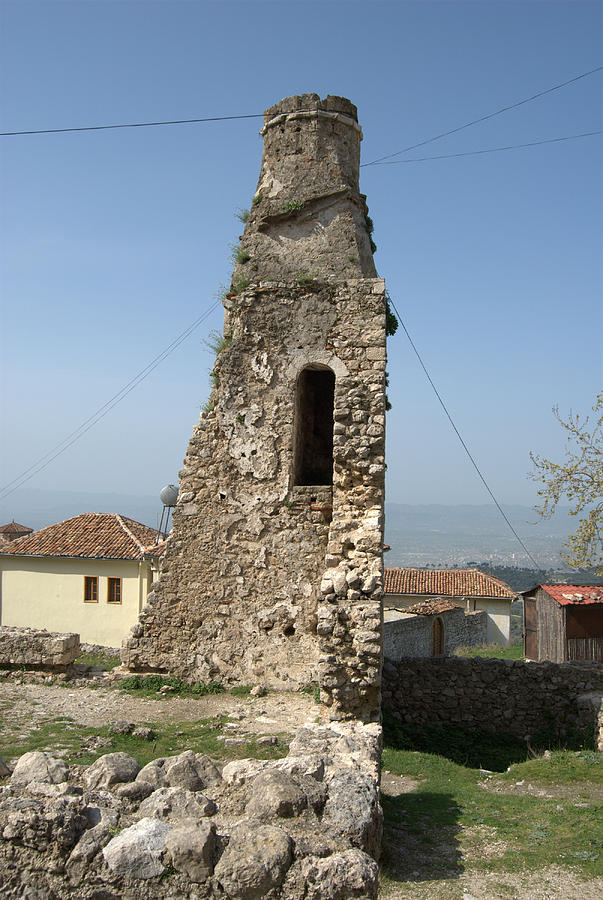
[0,556,154,647]
[473,597,511,645]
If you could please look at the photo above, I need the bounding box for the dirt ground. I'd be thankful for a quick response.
[0,675,318,742]
[1,674,601,900]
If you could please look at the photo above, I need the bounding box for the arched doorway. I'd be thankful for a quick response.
[431,617,444,656]
[293,366,335,486]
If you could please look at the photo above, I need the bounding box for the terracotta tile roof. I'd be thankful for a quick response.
[404,598,459,616]
[0,521,32,535]
[384,567,516,600]
[537,585,603,606]
[0,513,166,561]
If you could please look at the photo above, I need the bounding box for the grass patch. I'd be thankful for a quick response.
[117,674,225,698]
[0,714,289,770]
[75,652,121,670]
[502,749,602,786]
[229,685,253,697]
[454,641,524,660]
[381,743,603,885]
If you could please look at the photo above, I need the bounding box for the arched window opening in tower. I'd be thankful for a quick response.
[294,366,335,486]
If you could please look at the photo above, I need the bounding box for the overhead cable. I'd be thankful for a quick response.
[3,65,601,145]
[0,113,264,137]
[361,64,603,167]
[0,301,220,500]
[388,296,544,572]
[368,130,603,164]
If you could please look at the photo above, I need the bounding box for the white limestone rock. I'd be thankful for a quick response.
[138,786,217,821]
[10,751,68,788]
[84,752,140,791]
[213,821,293,900]
[301,848,378,899]
[102,816,170,879]
[165,818,216,882]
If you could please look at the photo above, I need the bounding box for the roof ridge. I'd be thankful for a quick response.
[115,514,146,555]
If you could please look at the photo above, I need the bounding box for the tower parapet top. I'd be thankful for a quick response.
[260,94,361,138]
[234,94,376,283]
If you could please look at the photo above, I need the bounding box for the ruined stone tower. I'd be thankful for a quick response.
[122,94,387,721]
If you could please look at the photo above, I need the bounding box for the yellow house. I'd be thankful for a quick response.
[384,567,517,646]
[0,513,166,648]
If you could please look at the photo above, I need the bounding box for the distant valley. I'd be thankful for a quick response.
[1,489,578,577]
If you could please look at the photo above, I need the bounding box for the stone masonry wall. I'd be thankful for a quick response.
[0,626,80,668]
[382,656,603,739]
[383,609,487,660]
[121,95,386,723]
[0,721,383,899]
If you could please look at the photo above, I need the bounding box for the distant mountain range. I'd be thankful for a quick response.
[1,489,573,572]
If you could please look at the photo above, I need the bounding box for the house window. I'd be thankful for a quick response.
[107,577,122,604]
[293,366,335,486]
[84,576,98,603]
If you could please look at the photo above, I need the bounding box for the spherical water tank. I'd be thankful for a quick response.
[160,484,179,507]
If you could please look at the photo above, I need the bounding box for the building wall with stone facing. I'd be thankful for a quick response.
[383,608,487,660]
[382,656,603,739]
[122,95,386,723]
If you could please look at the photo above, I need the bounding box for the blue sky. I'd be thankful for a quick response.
[1,0,601,522]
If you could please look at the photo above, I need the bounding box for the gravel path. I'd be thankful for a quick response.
[0,678,319,739]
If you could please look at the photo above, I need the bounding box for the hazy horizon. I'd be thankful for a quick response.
[0,487,575,572]
[1,1,601,516]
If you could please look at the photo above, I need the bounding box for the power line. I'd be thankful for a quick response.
[0,113,265,137]
[361,65,603,167]
[3,66,601,145]
[0,301,220,501]
[367,130,603,164]
[388,296,545,571]
[0,106,356,137]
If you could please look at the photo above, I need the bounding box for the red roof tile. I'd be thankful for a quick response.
[404,598,459,616]
[0,521,32,535]
[0,513,166,561]
[384,567,516,600]
[537,585,603,606]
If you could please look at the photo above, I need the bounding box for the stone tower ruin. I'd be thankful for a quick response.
[121,94,387,722]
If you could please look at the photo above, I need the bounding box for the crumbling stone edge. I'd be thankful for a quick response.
[0,719,382,900]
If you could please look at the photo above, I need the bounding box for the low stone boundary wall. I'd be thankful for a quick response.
[383,608,487,660]
[0,626,80,668]
[0,720,382,899]
[382,656,603,740]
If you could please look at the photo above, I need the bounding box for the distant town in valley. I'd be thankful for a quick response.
[2,490,600,595]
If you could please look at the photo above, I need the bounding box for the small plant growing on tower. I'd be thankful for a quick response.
[364,213,377,254]
[235,207,250,223]
[385,293,399,336]
[230,243,251,265]
[204,330,231,356]
[282,199,304,212]
[232,275,251,295]
[252,190,263,207]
